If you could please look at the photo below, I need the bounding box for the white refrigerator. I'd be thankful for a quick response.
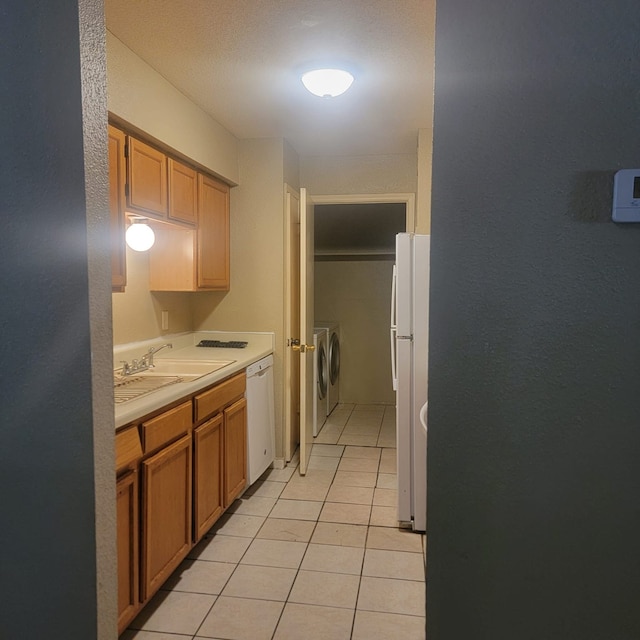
[390,233,429,532]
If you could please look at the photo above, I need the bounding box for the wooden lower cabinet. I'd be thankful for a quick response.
[117,371,249,636]
[141,433,192,601]
[116,469,139,634]
[193,414,224,541]
[223,398,247,506]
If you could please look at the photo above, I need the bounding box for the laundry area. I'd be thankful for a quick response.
[312,201,406,431]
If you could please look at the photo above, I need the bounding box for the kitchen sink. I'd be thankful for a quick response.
[140,359,235,377]
[113,375,183,404]
[113,360,235,404]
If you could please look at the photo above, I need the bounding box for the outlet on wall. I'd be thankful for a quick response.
[161,310,169,331]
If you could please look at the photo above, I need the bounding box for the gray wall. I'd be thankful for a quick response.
[0,1,113,637]
[428,1,640,639]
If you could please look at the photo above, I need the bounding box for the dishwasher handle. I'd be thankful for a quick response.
[246,354,274,378]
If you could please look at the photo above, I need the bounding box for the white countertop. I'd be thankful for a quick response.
[114,331,274,429]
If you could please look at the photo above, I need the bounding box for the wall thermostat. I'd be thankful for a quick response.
[612,169,640,222]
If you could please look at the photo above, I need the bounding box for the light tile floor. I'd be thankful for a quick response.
[124,404,426,640]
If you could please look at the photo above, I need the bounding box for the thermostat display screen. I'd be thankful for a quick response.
[634,176,640,199]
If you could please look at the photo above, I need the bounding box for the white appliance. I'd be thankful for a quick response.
[315,321,340,415]
[245,354,275,485]
[390,233,429,532]
[313,328,328,437]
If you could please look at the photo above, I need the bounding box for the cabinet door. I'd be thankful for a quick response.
[127,137,168,219]
[197,174,230,290]
[223,397,247,506]
[116,470,139,633]
[194,414,224,541]
[108,125,127,291]
[141,434,192,601]
[169,158,198,226]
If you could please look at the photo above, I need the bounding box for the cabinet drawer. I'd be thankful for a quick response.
[194,372,246,422]
[141,401,192,454]
[116,426,143,474]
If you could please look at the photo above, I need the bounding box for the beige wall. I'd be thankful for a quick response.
[111,247,194,346]
[106,31,239,184]
[417,127,433,234]
[192,138,291,457]
[300,153,417,196]
[315,259,395,405]
[283,139,300,190]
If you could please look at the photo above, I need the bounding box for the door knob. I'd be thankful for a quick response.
[292,343,315,353]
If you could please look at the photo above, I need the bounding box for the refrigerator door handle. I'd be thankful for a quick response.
[390,264,398,391]
[390,327,398,391]
[390,264,397,329]
[419,401,428,434]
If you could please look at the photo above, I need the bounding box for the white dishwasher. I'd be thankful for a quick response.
[245,354,275,485]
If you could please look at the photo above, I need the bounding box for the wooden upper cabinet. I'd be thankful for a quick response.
[148,173,230,291]
[108,125,127,292]
[168,158,198,226]
[127,136,168,219]
[198,174,230,290]
[109,127,231,291]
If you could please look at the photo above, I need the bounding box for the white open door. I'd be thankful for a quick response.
[283,185,300,462]
[298,187,314,475]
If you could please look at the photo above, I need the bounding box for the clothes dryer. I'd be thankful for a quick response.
[315,321,340,415]
[313,328,328,437]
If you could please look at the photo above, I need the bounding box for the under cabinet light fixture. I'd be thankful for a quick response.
[301,68,354,98]
[125,217,155,252]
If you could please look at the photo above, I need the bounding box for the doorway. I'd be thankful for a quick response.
[313,195,412,411]
[283,190,415,463]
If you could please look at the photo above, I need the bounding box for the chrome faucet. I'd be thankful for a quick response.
[143,342,173,368]
[119,343,173,376]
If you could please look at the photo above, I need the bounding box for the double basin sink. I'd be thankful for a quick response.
[114,359,235,404]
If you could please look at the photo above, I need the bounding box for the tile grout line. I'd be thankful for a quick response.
[266,454,326,640]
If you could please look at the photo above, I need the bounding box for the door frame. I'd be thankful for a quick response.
[282,189,416,464]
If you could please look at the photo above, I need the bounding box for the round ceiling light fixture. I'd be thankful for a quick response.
[301,68,354,98]
[125,217,155,252]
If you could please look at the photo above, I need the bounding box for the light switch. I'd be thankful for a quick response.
[161,310,169,331]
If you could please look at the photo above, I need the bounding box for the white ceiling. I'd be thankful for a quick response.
[105,0,435,158]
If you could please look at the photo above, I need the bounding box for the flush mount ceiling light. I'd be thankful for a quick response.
[125,218,155,252]
[301,68,354,98]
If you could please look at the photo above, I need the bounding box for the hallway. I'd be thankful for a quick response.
[123,404,426,639]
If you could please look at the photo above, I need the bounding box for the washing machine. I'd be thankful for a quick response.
[315,321,340,415]
[313,328,328,436]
